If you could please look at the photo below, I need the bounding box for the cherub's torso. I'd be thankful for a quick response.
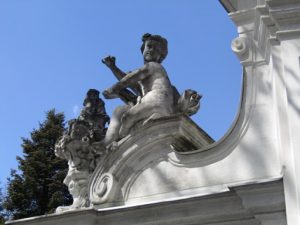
[138,62,172,99]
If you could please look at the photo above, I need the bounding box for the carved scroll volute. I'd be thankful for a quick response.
[231,37,253,66]
[90,172,123,206]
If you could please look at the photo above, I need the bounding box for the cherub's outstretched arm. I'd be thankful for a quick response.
[102,56,141,95]
[104,64,151,98]
[102,56,126,81]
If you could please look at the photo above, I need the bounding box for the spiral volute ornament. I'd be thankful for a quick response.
[90,172,122,205]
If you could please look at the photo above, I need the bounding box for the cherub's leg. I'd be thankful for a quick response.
[103,105,130,145]
[142,113,163,125]
[119,103,169,138]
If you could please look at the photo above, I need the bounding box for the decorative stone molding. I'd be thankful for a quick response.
[6,180,286,225]
[90,173,123,206]
[222,0,300,65]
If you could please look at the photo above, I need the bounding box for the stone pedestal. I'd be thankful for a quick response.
[89,115,214,208]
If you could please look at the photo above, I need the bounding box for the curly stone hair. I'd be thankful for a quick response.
[140,33,168,63]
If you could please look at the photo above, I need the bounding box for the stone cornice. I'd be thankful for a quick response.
[221,0,300,65]
[7,180,285,225]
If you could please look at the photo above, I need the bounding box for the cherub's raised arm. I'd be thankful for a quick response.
[102,56,126,81]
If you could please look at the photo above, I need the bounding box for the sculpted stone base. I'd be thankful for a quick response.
[56,169,90,212]
[89,115,214,208]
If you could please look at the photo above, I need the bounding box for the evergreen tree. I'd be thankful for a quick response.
[3,110,72,220]
[0,186,5,225]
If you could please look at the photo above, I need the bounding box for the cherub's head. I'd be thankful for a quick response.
[86,89,100,101]
[140,33,168,63]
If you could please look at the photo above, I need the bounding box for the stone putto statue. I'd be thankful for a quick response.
[102,33,202,146]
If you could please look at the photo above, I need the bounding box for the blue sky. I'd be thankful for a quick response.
[0,0,241,187]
